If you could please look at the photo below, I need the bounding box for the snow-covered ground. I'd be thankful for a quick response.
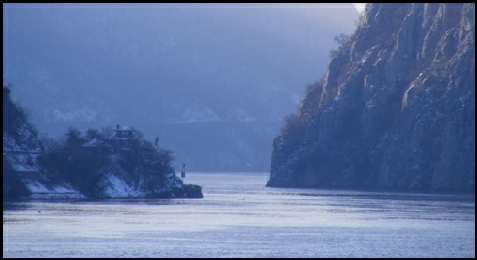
[26,181,86,200]
[102,174,145,198]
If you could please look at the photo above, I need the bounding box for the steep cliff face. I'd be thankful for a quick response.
[268,3,475,192]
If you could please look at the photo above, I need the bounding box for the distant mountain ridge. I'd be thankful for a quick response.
[3,4,360,171]
[268,3,475,192]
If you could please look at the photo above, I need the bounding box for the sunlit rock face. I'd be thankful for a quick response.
[268,3,475,193]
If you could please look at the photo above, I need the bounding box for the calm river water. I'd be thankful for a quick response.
[3,172,475,258]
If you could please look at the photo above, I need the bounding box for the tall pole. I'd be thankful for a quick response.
[181,163,186,178]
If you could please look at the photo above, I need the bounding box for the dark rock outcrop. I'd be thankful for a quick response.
[268,3,475,193]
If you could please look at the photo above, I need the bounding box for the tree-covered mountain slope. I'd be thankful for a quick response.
[4,86,203,200]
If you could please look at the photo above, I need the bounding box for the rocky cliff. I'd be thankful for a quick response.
[268,3,475,193]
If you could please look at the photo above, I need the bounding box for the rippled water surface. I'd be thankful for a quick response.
[3,172,475,257]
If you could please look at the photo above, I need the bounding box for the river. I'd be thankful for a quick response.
[3,172,475,257]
